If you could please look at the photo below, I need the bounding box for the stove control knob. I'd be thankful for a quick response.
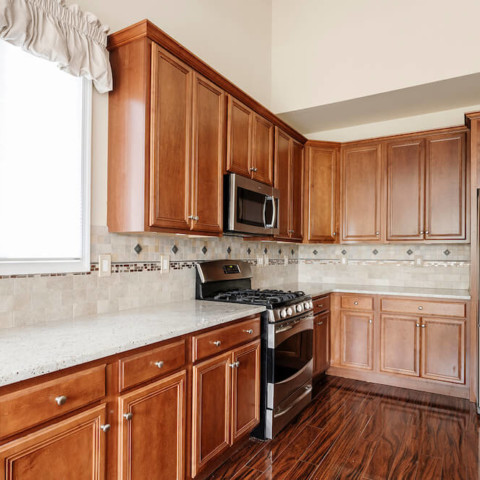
[304,302,310,310]
[286,307,293,316]
[280,308,287,318]
[296,304,303,313]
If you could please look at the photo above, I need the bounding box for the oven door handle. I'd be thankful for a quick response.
[274,384,313,418]
[274,315,313,347]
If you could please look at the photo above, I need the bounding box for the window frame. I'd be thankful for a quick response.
[0,76,92,276]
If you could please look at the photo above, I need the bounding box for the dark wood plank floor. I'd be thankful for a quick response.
[206,376,480,479]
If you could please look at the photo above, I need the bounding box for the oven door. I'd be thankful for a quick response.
[226,173,279,235]
[266,314,313,410]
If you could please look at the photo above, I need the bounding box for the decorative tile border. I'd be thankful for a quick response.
[299,258,470,267]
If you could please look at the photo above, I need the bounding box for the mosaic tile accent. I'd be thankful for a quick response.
[407,249,413,255]
[171,245,178,255]
[134,244,142,254]
[202,246,208,255]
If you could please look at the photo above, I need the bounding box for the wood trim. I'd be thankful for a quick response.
[108,20,307,144]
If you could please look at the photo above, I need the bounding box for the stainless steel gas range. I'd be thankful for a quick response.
[196,259,314,440]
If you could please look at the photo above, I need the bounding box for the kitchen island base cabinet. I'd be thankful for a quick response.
[118,371,186,480]
[0,405,107,480]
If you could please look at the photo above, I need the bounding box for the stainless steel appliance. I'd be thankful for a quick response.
[224,173,280,236]
[196,259,313,439]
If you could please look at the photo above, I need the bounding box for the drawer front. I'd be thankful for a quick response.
[313,295,330,314]
[119,339,186,391]
[192,317,260,362]
[381,298,466,318]
[0,365,106,440]
[341,295,374,311]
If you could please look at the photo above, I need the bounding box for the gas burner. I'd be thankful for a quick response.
[212,288,306,308]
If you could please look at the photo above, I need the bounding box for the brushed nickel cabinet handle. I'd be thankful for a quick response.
[55,395,67,406]
[317,321,324,325]
[154,361,164,369]
[123,413,133,421]
[100,424,111,433]
[213,340,222,347]
[229,361,240,368]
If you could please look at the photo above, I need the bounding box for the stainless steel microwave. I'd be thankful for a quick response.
[224,173,280,236]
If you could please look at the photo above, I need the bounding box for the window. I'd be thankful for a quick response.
[0,40,91,275]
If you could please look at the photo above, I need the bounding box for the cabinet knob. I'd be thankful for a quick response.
[123,413,133,421]
[244,329,254,334]
[416,323,420,327]
[55,395,67,406]
[188,215,199,221]
[369,319,373,324]
[354,301,359,305]
[100,424,111,433]
[421,324,426,328]
[154,361,164,369]
[420,231,424,235]
[317,321,324,325]
[333,232,337,236]
[213,340,222,347]
[250,167,258,172]
[425,230,429,234]
[229,361,240,368]
[375,231,380,235]
[418,306,423,310]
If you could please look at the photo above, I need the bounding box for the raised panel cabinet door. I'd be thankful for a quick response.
[313,312,330,376]
[421,317,465,384]
[341,144,383,242]
[340,311,373,370]
[0,405,106,480]
[274,128,292,240]
[118,371,186,480]
[290,141,304,241]
[386,139,425,241]
[305,145,339,243]
[192,352,232,477]
[380,315,420,377]
[425,133,466,240]
[191,73,225,233]
[231,340,261,442]
[149,44,193,231]
[226,96,253,177]
[252,114,274,185]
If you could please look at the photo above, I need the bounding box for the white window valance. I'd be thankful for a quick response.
[0,0,112,93]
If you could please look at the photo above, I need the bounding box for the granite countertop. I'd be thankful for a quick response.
[280,283,471,300]
[0,301,265,388]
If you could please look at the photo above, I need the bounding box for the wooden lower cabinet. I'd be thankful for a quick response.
[0,404,107,480]
[313,312,330,376]
[118,370,186,480]
[340,311,373,370]
[192,340,261,478]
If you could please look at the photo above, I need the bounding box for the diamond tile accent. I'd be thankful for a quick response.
[278,249,282,255]
[291,249,294,255]
[341,249,347,255]
[406,249,413,255]
[171,245,178,255]
[444,249,451,256]
[247,248,252,255]
[264,248,268,254]
[372,249,378,255]
[134,244,142,254]
[313,250,318,255]
[227,247,232,254]
[202,246,207,255]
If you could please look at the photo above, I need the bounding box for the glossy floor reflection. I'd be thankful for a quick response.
[207,376,480,479]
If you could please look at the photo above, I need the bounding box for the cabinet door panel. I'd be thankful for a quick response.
[340,311,373,370]
[192,353,232,477]
[313,312,330,376]
[118,371,186,480]
[274,128,291,240]
[252,115,274,185]
[191,74,225,233]
[149,44,192,230]
[0,405,106,480]
[226,97,252,177]
[421,318,465,384]
[232,341,261,442]
[341,144,383,242]
[386,139,425,241]
[305,145,339,243]
[380,315,420,377]
[290,141,304,241]
[425,134,466,240]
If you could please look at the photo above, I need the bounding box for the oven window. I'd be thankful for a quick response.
[272,329,313,383]
[236,187,273,228]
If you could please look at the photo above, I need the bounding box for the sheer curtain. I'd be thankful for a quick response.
[0,0,112,93]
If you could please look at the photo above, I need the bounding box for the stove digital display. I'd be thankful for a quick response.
[223,264,240,274]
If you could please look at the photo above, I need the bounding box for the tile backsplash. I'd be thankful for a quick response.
[0,226,470,329]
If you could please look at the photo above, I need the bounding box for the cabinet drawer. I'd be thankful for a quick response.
[0,365,106,440]
[381,298,466,318]
[341,295,373,311]
[119,339,186,391]
[192,317,260,362]
[313,295,330,314]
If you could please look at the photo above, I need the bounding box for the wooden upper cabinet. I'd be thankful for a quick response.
[341,143,383,242]
[304,143,340,243]
[191,73,225,233]
[226,96,253,178]
[0,405,106,480]
[386,139,425,241]
[118,371,186,480]
[275,128,292,240]
[252,114,274,185]
[425,133,467,241]
[290,140,304,241]
[149,44,193,231]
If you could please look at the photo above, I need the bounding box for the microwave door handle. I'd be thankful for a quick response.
[263,195,268,228]
[270,196,276,229]
[265,196,275,229]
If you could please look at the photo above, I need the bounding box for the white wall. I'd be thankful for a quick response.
[71,0,273,225]
[271,0,480,114]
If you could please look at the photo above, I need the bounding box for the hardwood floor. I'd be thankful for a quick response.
[206,376,480,479]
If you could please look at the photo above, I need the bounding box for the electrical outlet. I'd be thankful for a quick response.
[161,254,170,273]
[257,256,264,267]
[414,255,423,266]
[98,254,111,277]
[341,257,348,265]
